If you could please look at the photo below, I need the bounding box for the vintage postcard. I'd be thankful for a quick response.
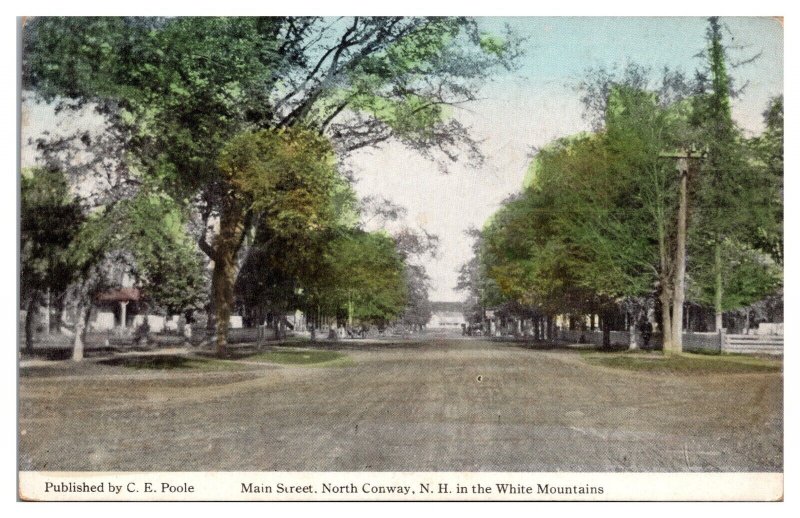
[17,14,784,501]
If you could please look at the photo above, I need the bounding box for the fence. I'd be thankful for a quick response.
[554,328,782,355]
[723,334,783,355]
[682,332,722,354]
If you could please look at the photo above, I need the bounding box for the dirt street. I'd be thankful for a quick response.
[18,339,782,471]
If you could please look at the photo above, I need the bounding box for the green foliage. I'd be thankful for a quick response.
[23,18,517,347]
[229,129,360,317]
[456,227,504,316]
[72,191,207,314]
[481,99,678,317]
[236,219,333,316]
[120,195,208,315]
[23,17,518,199]
[748,95,783,264]
[687,17,781,313]
[20,167,85,303]
[690,17,755,236]
[320,230,407,324]
[687,239,781,311]
[218,127,354,233]
[474,25,782,326]
[25,17,291,198]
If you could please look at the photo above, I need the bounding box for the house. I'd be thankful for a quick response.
[427,301,466,329]
[93,287,144,331]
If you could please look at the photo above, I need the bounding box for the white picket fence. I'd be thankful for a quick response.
[555,328,783,355]
[723,334,783,355]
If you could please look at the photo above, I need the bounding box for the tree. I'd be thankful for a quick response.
[20,167,84,353]
[687,238,781,317]
[456,226,504,324]
[211,127,352,350]
[393,227,438,331]
[106,192,208,316]
[749,95,783,265]
[60,189,208,360]
[602,84,698,352]
[23,16,520,355]
[320,230,407,327]
[690,17,774,331]
[479,68,699,350]
[358,199,438,332]
[232,134,357,330]
[399,264,433,331]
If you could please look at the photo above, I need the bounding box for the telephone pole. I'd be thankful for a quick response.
[659,148,705,354]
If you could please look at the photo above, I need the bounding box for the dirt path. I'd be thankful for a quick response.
[18,339,782,472]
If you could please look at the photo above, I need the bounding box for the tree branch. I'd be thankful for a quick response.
[198,202,217,261]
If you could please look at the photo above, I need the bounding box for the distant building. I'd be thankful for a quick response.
[427,301,466,329]
[93,287,143,331]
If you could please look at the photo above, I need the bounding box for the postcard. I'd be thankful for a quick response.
[17,14,784,501]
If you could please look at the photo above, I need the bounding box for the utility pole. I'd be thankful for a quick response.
[659,148,705,355]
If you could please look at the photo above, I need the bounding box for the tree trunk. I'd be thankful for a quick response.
[24,296,37,355]
[55,295,65,334]
[43,288,51,335]
[714,243,724,331]
[670,164,689,355]
[602,316,611,348]
[72,304,91,362]
[660,291,673,353]
[212,252,236,356]
[347,295,354,328]
[210,200,247,357]
[744,308,750,334]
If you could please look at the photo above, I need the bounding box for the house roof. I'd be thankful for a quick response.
[96,287,141,302]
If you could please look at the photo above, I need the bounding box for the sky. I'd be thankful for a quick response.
[353,17,784,301]
[20,17,784,302]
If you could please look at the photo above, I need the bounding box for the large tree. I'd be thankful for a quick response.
[62,189,208,360]
[23,16,519,355]
[20,167,84,353]
[101,191,208,316]
[690,17,776,331]
[317,229,408,328]
[749,95,783,265]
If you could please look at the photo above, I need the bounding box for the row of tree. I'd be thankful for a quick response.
[20,154,414,356]
[459,18,782,353]
[21,17,520,356]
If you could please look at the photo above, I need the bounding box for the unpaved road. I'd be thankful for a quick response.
[18,339,782,471]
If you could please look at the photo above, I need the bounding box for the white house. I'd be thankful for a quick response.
[427,302,466,329]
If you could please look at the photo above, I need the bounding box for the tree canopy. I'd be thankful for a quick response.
[464,20,782,348]
[23,16,519,354]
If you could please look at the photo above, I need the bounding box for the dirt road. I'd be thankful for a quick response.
[18,339,782,471]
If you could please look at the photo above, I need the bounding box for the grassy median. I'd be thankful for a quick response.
[99,355,246,371]
[581,350,781,374]
[245,348,352,367]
